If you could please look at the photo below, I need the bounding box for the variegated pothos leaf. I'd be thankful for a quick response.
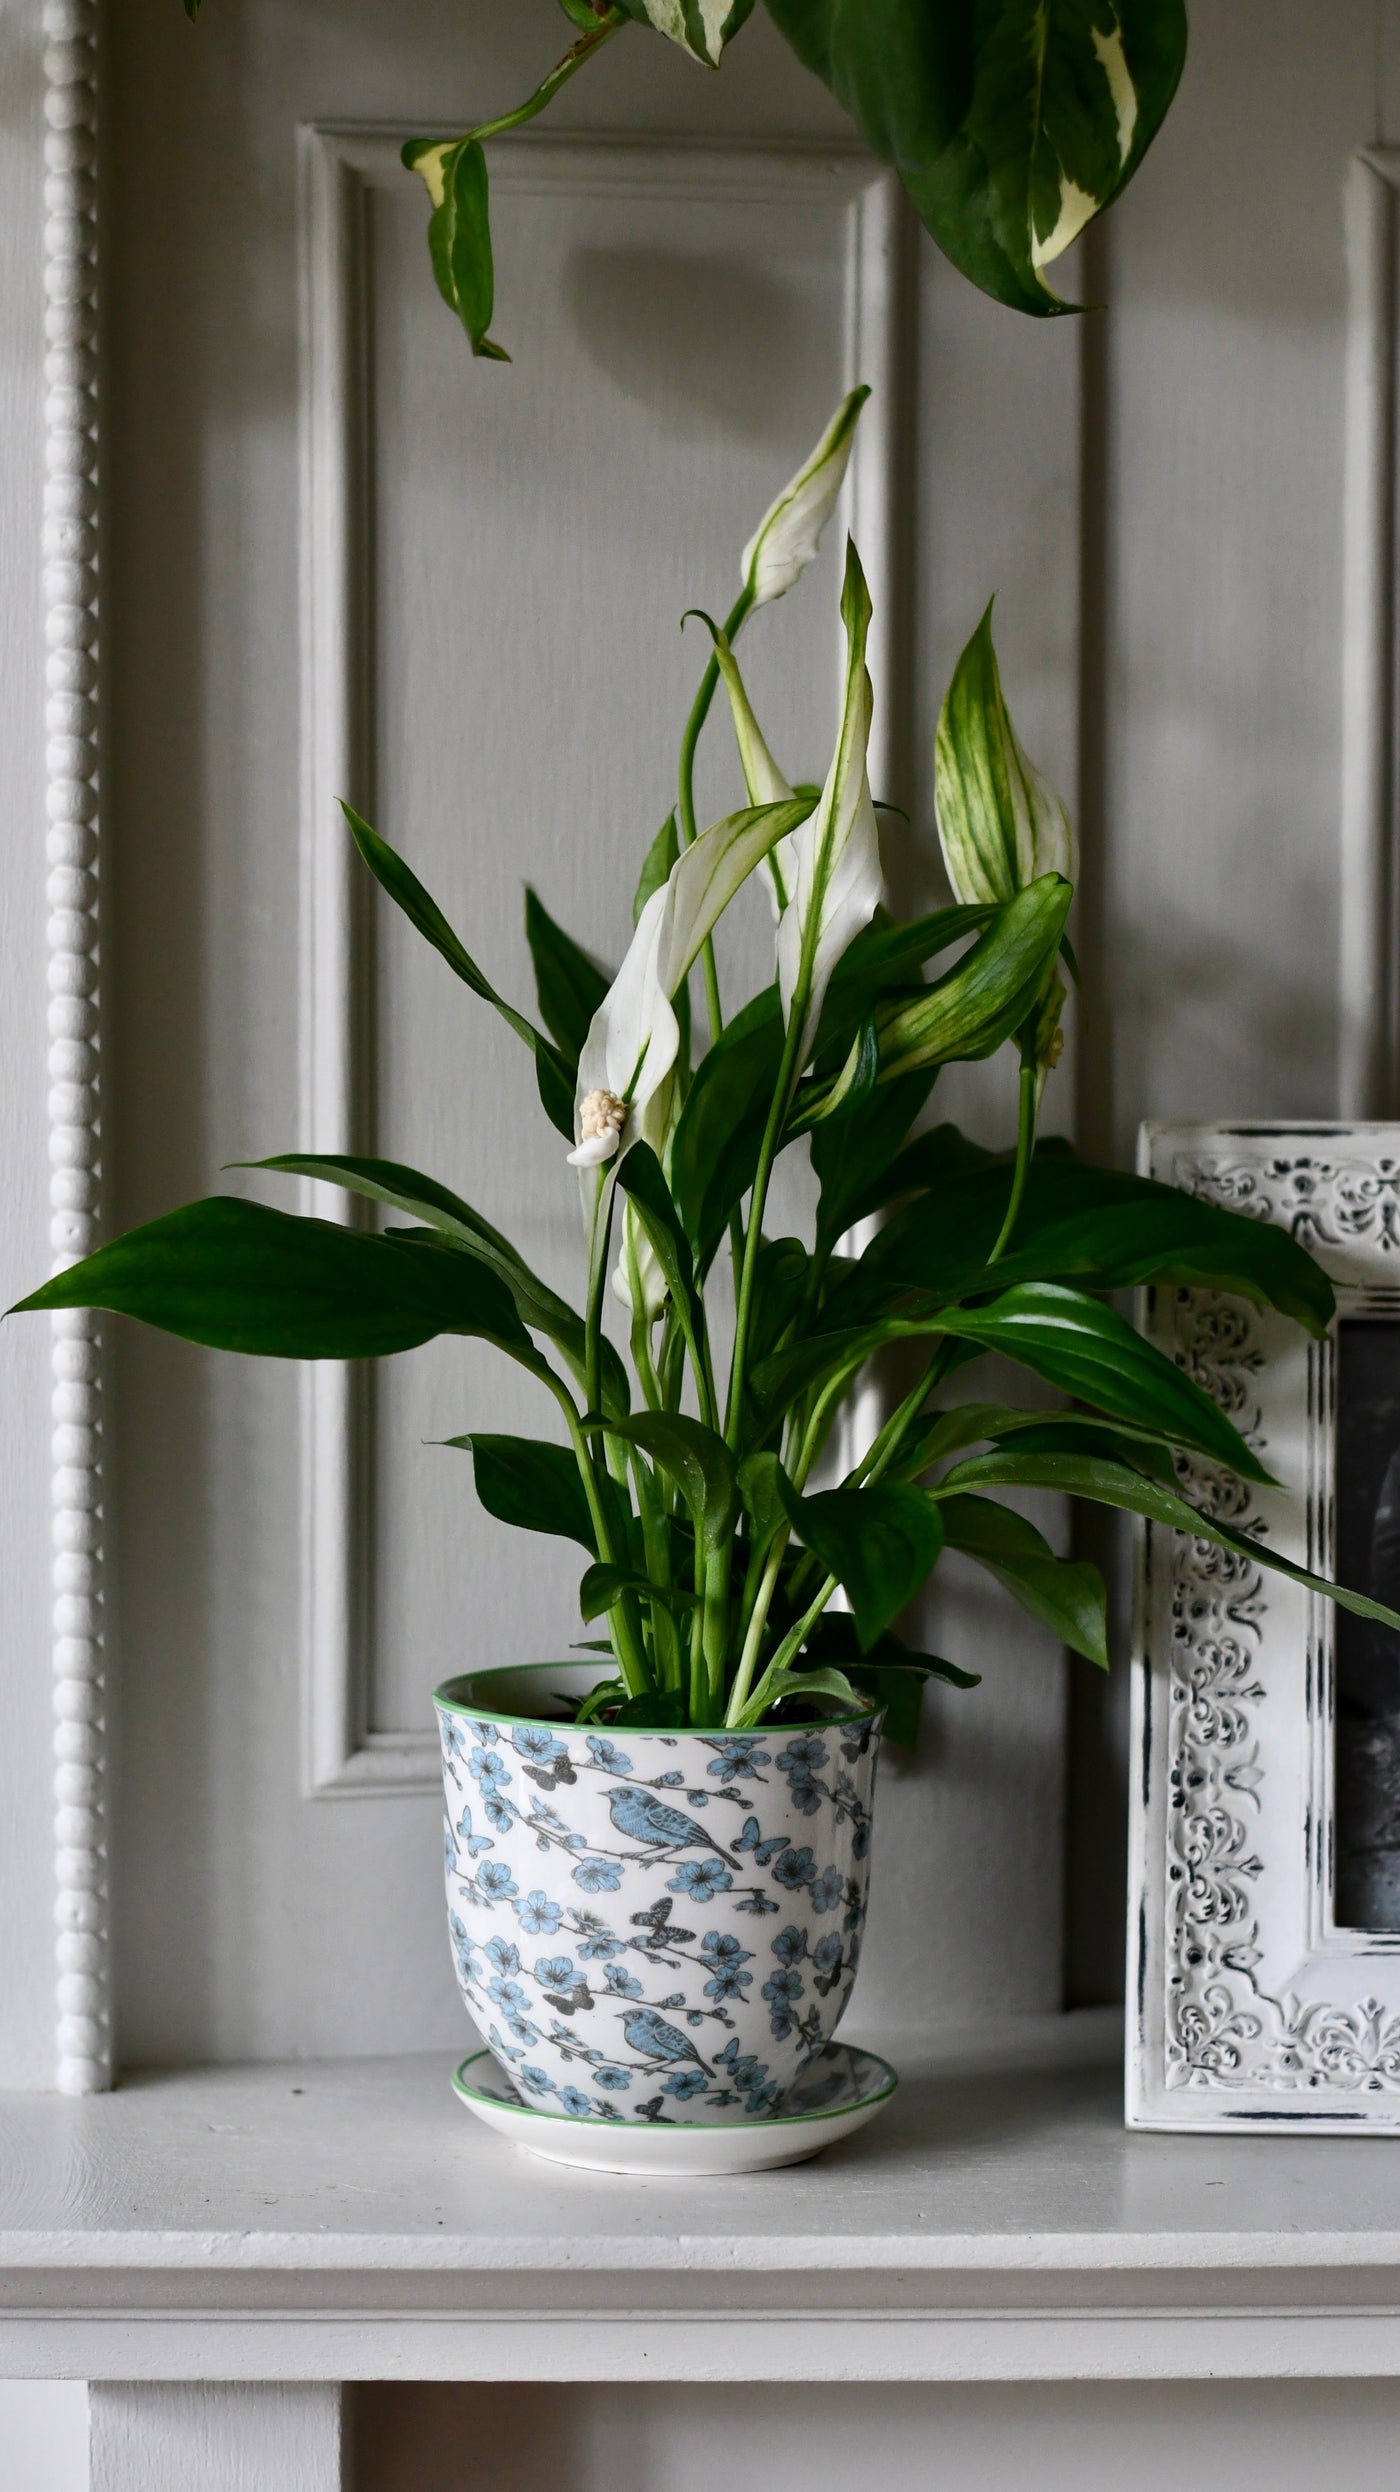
[616,0,757,67]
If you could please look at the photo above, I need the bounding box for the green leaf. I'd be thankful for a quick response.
[776,1475,944,1649]
[936,600,1075,904]
[940,1492,1107,1667]
[933,1282,1274,1484]
[402,137,510,360]
[611,1688,688,1729]
[341,803,575,1139]
[820,901,997,1041]
[599,1412,739,1552]
[614,1143,704,1343]
[901,1397,1176,1484]
[802,1615,981,1746]
[737,1448,792,1577]
[937,1449,1400,1640]
[579,1562,698,1622]
[446,1433,598,1554]
[744,1323,884,1442]
[250,1153,561,1342]
[748,1238,810,1371]
[861,1141,1336,1339]
[760,1665,863,1715]
[763,0,1187,318]
[670,985,784,1269]
[616,0,757,67]
[634,812,679,925]
[876,875,1072,1080]
[786,1014,880,1140]
[524,889,612,1064]
[810,1067,938,1250]
[14,1197,532,1361]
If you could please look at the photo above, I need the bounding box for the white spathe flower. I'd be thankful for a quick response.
[935,601,1076,906]
[776,540,883,1063]
[570,793,808,1169]
[710,630,798,918]
[741,386,870,610]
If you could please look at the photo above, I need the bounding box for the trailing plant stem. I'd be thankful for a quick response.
[470,12,626,147]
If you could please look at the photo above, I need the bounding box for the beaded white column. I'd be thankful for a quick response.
[43,0,109,2097]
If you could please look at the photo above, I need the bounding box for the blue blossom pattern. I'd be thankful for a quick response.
[437,1699,880,2125]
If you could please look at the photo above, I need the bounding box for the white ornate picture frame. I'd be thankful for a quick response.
[1129,1121,1400,2130]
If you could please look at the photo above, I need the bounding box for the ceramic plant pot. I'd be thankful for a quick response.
[435,1662,882,2127]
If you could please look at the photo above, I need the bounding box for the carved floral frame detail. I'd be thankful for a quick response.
[1130,1124,1400,2130]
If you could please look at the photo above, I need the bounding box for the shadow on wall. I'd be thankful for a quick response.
[566,246,805,438]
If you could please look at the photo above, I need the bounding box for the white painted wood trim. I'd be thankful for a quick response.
[42,0,110,2095]
[91,2384,346,2492]
[10,2032,1400,2384]
[1341,150,1400,1119]
[298,128,904,1795]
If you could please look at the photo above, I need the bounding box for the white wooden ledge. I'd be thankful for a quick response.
[4,2013,1400,2384]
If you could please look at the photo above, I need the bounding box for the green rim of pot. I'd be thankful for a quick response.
[451,2045,899,2129]
[432,1660,880,1736]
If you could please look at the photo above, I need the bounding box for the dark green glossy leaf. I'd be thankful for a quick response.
[342,803,575,1138]
[524,888,611,1064]
[933,1282,1273,1484]
[610,1688,688,1729]
[579,1562,697,1622]
[598,1412,739,1553]
[760,1665,863,1715]
[749,1237,810,1371]
[14,1196,530,1360]
[763,0,1187,317]
[744,1323,884,1442]
[810,1067,938,1250]
[859,1140,1336,1339]
[776,1475,943,1649]
[902,1397,1176,1484]
[445,1433,597,1554]
[940,1491,1107,1666]
[937,1449,1400,1638]
[786,1015,880,1140]
[670,985,783,1268]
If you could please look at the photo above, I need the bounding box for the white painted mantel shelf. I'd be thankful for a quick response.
[5,2013,1400,2385]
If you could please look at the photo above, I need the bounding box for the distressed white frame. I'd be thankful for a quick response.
[298,126,906,1795]
[1129,1122,1400,2130]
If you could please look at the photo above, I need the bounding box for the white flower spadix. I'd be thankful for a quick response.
[776,539,883,1064]
[568,791,813,1173]
[741,386,870,610]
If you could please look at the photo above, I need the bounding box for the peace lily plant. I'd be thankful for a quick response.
[18,392,1400,1749]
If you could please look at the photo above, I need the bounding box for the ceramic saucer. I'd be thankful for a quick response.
[450,2039,898,2176]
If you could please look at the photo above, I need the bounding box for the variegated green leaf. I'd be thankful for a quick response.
[875,874,1072,1080]
[617,0,757,68]
[742,386,870,608]
[401,138,509,362]
[936,601,1075,905]
[763,0,1187,317]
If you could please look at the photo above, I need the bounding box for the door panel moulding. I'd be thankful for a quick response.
[298,127,908,1796]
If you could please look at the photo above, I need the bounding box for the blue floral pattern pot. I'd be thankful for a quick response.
[436,1663,882,2126]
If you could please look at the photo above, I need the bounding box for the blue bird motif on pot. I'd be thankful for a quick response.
[619,2005,712,2076]
[607,1785,742,1867]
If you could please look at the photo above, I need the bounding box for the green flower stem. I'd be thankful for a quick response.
[986,1049,1039,1267]
[677,582,757,1292]
[726,1533,789,1723]
[469,11,627,147]
[535,1360,650,1698]
[628,1443,679,1690]
[725,1002,808,1444]
[728,1569,841,1730]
